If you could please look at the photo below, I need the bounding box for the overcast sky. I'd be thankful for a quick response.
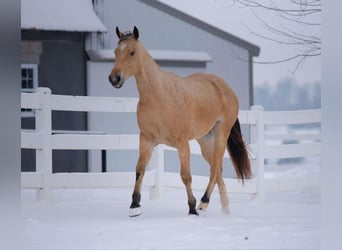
[159,0,321,86]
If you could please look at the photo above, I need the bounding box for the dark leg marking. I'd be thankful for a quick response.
[130,192,141,209]
[188,199,199,215]
[199,191,210,210]
[130,173,142,209]
[135,172,141,181]
[201,191,210,203]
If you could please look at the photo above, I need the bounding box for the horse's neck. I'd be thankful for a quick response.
[135,48,165,102]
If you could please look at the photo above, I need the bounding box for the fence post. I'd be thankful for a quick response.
[149,145,164,200]
[35,88,53,202]
[250,105,265,202]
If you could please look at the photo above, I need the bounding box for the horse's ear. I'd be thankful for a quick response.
[133,26,139,40]
[116,26,122,39]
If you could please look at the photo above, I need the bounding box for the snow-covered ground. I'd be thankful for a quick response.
[22,160,320,250]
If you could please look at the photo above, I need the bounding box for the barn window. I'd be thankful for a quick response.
[21,64,38,117]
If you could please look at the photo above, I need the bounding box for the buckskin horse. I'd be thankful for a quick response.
[108,26,251,217]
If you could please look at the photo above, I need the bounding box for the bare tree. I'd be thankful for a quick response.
[230,0,321,73]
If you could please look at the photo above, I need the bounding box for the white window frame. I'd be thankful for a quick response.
[21,64,38,117]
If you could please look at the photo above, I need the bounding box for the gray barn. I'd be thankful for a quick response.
[20,0,106,172]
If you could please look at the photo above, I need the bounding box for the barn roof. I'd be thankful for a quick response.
[21,0,107,33]
[141,0,260,57]
[87,49,212,63]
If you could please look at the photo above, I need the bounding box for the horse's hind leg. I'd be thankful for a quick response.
[177,142,198,215]
[197,127,229,213]
[217,170,230,213]
[197,135,214,211]
[129,133,154,217]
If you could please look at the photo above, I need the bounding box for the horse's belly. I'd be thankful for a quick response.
[189,119,217,140]
[137,101,223,145]
[137,111,194,146]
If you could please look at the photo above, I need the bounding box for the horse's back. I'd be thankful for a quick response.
[184,73,239,111]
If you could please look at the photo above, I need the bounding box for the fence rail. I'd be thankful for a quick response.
[21,88,321,202]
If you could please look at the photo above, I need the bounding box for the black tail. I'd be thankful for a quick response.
[227,118,252,183]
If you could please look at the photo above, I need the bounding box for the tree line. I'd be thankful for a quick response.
[254,77,320,111]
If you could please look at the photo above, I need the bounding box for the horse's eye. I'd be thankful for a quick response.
[130,51,135,56]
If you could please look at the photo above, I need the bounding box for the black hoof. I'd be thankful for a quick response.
[188,208,199,216]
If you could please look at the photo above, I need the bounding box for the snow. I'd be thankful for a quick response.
[21,0,107,32]
[157,0,257,47]
[22,162,320,250]
[149,50,212,63]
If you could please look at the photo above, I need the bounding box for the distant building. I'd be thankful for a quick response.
[21,0,259,176]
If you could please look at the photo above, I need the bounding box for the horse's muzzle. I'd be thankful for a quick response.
[108,74,124,89]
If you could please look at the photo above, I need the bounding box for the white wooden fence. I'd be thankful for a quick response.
[21,88,321,202]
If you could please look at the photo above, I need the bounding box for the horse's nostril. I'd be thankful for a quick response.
[116,74,121,82]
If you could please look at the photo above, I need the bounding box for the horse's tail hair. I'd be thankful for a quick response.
[227,118,252,184]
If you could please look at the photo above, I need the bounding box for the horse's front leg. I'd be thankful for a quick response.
[129,133,154,217]
[177,142,198,215]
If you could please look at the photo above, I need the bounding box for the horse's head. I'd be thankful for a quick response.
[108,26,141,89]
